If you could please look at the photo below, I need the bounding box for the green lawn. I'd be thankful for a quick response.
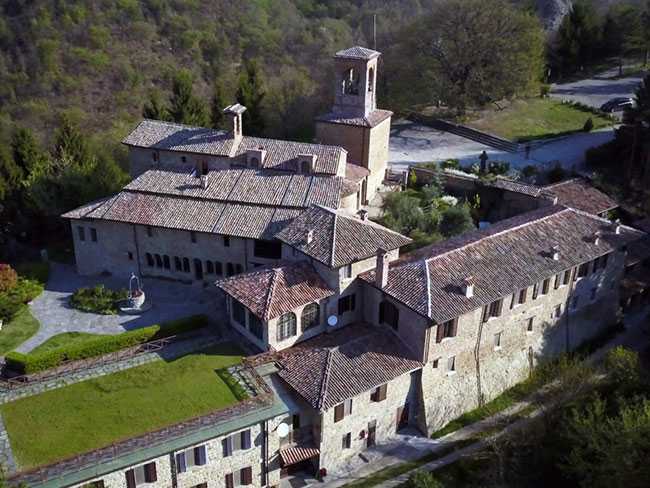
[0,307,40,355]
[1,343,246,469]
[29,332,108,354]
[468,98,613,142]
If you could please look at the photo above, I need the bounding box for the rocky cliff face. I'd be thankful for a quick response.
[535,0,573,31]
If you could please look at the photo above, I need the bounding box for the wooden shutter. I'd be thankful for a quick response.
[222,437,232,457]
[176,452,187,473]
[194,445,207,466]
[225,473,234,488]
[125,469,136,488]
[144,462,157,483]
[334,403,344,422]
[241,467,253,485]
[241,429,251,450]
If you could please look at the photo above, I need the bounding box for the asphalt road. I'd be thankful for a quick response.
[550,73,644,110]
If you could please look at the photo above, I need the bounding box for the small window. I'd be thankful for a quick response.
[240,467,252,486]
[526,317,534,332]
[594,254,609,271]
[223,235,230,247]
[235,263,243,274]
[78,226,86,241]
[447,356,456,372]
[277,312,297,341]
[181,156,187,163]
[301,303,320,331]
[338,294,356,315]
[163,255,170,269]
[146,226,153,237]
[532,283,539,300]
[563,269,572,285]
[368,67,375,92]
[146,253,154,267]
[342,432,352,449]
[518,288,527,305]
[494,332,502,349]
[577,262,589,278]
[341,264,353,279]
[233,300,246,326]
[90,228,98,242]
[554,274,561,290]
[436,318,457,343]
[215,261,223,275]
[541,278,550,295]
[190,231,197,243]
[206,261,214,274]
[371,384,388,402]
[334,399,353,422]
[432,358,440,368]
[482,299,503,322]
[183,257,190,273]
[152,151,158,162]
[175,256,182,271]
[225,473,234,488]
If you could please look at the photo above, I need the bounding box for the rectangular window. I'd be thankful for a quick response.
[225,473,234,488]
[518,288,527,305]
[235,264,243,274]
[226,263,234,276]
[341,264,353,279]
[379,301,399,330]
[494,332,502,349]
[223,235,230,247]
[253,239,282,259]
[432,358,440,369]
[222,429,250,457]
[176,451,187,473]
[78,226,85,241]
[554,273,561,290]
[232,300,246,326]
[541,278,550,295]
[436,318,458,342]
[190,231,197,243]
[155,254,163,268]
[240,467,252,486]
[144,462,157,483]
[334,399,353,422]
[90,228,98,242]
[342,432,351,449]
[577,262,589,278]
[593,254,610,271]
[194,445,207,466]
[147,226,153,237]
[447,356,456,372]
[482,299,503,322]
[527,317,534,332]
[563,269,572,285]
[371,384,388,402]
[338,294,356,315]
[532,283,539,300]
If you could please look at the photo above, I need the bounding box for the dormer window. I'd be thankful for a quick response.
[246,149,265,169]
[296,154,317,174]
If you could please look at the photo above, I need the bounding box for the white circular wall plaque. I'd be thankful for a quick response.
[277,423,290,438]
[327,315,338,327]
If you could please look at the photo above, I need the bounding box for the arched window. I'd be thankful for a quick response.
[277,312,297,341]
[301,303,320,331]
[183,257,190,273]
[368,67,374,92]
[155,254,163,268]
[343,68,360,95]
[206,261,214,274]
[174,256,182,271]
[163,255,170,269]
[146,253,154,267]
[379,301,399,330]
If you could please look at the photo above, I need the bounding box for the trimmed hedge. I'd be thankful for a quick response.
[5,314,209,375]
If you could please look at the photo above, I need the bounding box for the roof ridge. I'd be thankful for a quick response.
[316,348,335,410]
[423,206,569,266]
[424,259,432,319]
[262,267,280,321]
[544,177,583,189]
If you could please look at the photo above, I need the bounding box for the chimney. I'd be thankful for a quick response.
[375,248,389,288]
[461,276,474,298]
[552,245,560,261]
[306,229,314,245]
[223,103,247,141]
[613,219,622,235]
[200,175,209,190]
[593,231,601,245]
[357,209,369,221]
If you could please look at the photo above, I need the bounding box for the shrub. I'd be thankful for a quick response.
[583,117,594,132]
[69,285,128,315]
[546,163,567,184]
[604,346,641,389]
[5,315,209,374]
[408,470,444,488]
[440,159,460,170]
[0,264,18,293]
[439,204,475,238]
[540,84,551,98]
[0,278,44,321]
[521,165,538,179]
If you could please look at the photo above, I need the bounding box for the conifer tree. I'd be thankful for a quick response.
[210,80,227,129]
[236,60,265,136]
[169,69,209,126]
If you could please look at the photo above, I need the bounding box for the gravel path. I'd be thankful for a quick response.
[19,263,220,353]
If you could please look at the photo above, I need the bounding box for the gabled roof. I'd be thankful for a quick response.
[544,178,617,215]
[247,324,423,411]
[216,262,335,321]
[335,46,381,60]
[275,205,412,268]
[122,119,345,175]
[360,205,644,324]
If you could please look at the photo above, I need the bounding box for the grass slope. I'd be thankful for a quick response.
[468,98,613,142]
[29,332,108,355]
[1,343,245,469]
[0,307,40,355]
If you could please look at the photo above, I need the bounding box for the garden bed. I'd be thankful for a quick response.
[69,285,128,315]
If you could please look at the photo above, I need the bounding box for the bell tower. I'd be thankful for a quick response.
[315,46,393,206]
[332,46,379,118]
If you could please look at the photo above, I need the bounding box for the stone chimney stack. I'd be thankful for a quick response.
[375,248,389,289]
[306,229,314,245]
[200,175,209,190]
[613,219,622,235]
[223,104,247,141]
[593,231,601,245]
[552,245,560,261]
[462,276,474,298]
[357,209,369,221]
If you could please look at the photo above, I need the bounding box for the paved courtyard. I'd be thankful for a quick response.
[18,263,221,353]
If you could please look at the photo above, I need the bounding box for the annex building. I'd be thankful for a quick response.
[17,46,647,488]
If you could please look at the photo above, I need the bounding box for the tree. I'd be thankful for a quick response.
[604,346,641,390]
[555,1,602,75]
[168,69,209,126]
[0,145,21,201]
[236,60,266,135]
[439,204,474,237]
[11,127,49,185]
[402,0,544,111]
[142,89,170,121]
[210,80,228,129]
[625,0,650,67]
[54,114,90,164]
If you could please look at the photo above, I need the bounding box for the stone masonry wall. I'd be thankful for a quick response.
[364,117,391,202]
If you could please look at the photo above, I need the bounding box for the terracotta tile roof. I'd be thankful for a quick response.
[335,46,381,60]
[544,178,617,215]
[490,177,544,197]
[216,261,335,321]
[315,109,393,128]
[247,324,422,411]
[345,163,370,183]
[275,205,412,268]
[360,205,644,324]
[122,119,345,175]
[123,169,342,209]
